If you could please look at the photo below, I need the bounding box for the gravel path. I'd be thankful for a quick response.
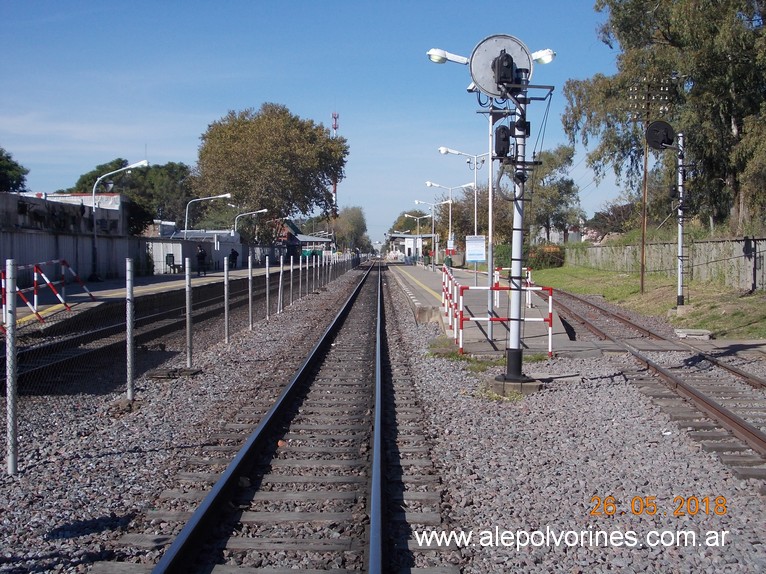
[1,267,765,573]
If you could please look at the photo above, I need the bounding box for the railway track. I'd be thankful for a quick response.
[552,289,766,488]
[1,270,295,389]
[85,263,461,573]
[88,263,381,572]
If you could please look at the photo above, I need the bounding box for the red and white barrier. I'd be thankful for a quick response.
[1,259,95,325]
[441,265,554,357]
[494,266,536,307]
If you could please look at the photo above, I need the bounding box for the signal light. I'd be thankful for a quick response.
[492,49,516,86]
[495,125,512,158]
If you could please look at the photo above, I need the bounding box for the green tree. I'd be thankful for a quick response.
[526,145,585,242]
[414,182,517,252]
[72,159,193,235]
[390,210,430,235]
[587,198,640,240]
[563,0,766,233]
[193,103,349,223]
[140,162,193,225]
[735,109,766,230]
[72,159,152,234]
[333,206,368,251]
[0,147,29,192]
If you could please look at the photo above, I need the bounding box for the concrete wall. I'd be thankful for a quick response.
[2,191,129,236]
[1,228,154,286]
[566,237,765,292]
[1,228,293,288]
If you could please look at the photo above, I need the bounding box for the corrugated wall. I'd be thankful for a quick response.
[1,229,253,288]
[1,230,155,288]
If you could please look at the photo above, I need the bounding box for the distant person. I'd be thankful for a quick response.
[228,248,239,269]
[196,245,207,276]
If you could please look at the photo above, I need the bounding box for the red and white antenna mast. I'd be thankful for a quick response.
[331,112,340,210]
[332,111,339,137]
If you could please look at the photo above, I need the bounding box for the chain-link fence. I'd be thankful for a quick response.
[2,253,360,475]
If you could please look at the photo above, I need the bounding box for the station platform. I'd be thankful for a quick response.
[6,267,261,328]
[387,262,574,357]
[8,262,764,362]
[386,262,766,362]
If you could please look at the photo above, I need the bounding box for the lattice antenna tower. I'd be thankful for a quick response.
[331,112,340,211]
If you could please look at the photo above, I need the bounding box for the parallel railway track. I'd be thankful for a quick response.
[1,272,292,389]
[552,289,766,477]
[160,263,379,571]
[91,263,384,572]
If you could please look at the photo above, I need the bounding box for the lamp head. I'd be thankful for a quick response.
[128,159,149,169]
[427,48,448,64]
[531,48,556,64]
[427,48,469,65]
[438,146,450,155]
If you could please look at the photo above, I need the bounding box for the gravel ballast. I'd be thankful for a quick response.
[1,267,765,573]
[388,283,766,573]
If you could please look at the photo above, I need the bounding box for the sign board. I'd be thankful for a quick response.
[465,235,486,263]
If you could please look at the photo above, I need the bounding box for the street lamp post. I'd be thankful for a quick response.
[438,147,489,286]
[90,159,149,280]
[234,208,268,233]
[414,199,450,271]
[425,181,473,250]
[438,148,488,236]
[404,212,432,262]
[184,193,233,240]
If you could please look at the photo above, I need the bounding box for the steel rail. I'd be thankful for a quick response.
[368,263,383,573]
[152,263,377,574]
[553,294,766,457]
[552,289,660,339]
[625,344,766,457]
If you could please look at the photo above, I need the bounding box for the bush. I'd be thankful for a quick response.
[526,243,565,269]
[493,244,512,269]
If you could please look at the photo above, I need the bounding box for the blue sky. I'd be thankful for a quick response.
[1,1,617,243]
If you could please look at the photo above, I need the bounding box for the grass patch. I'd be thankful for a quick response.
[524,353,550,363]
[474,383,523,402]
[532,266,766,340]
[427,337,507,373]
[427,340,550,372]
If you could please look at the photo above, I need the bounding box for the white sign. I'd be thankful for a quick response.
[465,235,486,263]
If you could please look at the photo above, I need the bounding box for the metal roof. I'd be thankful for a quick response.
[297,234,332,243]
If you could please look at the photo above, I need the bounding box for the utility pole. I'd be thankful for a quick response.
[629,77,671,294]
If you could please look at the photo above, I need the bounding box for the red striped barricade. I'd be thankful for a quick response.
[456,281,554,357]
[457,283,510,350]
[493,267,535,307]
[1,259,96,324]
[441,265,459,331]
